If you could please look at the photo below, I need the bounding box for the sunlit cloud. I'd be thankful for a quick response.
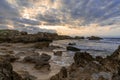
[0,0,119,37]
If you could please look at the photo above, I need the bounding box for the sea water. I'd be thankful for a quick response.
[52,38,120,57]
[51,38,120,66]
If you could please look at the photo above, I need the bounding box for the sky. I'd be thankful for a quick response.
[0,0,120,37]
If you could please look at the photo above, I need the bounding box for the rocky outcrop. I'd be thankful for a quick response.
[50,45,120,80]
[0,29,72,43]
[74,52,94,67]
[87,36,102,40]
[0,57,23,80]
[67,46,80,51]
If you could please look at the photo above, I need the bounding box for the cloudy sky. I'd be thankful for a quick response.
[0,0,120,37]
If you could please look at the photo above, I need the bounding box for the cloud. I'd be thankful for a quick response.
[40,24,120,38]
[0,0,19,18]
[0,0,119,37]
[6,0,120,26]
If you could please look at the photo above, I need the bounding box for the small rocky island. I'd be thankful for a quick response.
[87,36,103,40]
[0,29,119,80]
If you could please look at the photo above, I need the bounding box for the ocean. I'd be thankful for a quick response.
[51,38,120,66]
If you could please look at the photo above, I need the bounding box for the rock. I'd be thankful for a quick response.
[40,53,51,61]
[34,42,50,49]
[34,53,51,70]
[24,53,51,71]
[54,51,63,56]
[109,45,120,60]
[100,46,120,72]
[34,61,51,71]
[23,53,39,63]
[67,46,80,51]
[18,71,36,80]
[74,36,85,39]
[96,56,104,62]
[1,54,19,62]
[112,68,120,80]
[87,36,102,40]
[0,57,23,80]
[50,67,67,80]
[83,61,104,73]
[49,45,62,50]
[20,31,28,35]
[0,29,21,37]
[98,76,108,80]
[68,43,76,45]
[50,46,120,80]
[74,52,94,67]
[0,29,74,43]
[7,50,15,54]
[60,67,68,78]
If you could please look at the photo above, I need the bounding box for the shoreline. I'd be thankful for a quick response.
[0,30,119,80]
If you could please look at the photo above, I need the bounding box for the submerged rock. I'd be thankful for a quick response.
[68,43,76,45]
[67,46,80,51]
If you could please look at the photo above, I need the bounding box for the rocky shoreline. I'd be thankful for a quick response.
[0,29,119,80]
[50,46,120,80]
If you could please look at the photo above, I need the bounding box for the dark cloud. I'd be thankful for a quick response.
[12,18,40,25]
[61,0,120,25]
[0,0,120,36]
[0,0,19,18]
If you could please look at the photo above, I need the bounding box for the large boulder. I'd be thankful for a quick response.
[23,53,39,63]
[34,53,51,70]
[74,52,94,67]
[24,53,51,71]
